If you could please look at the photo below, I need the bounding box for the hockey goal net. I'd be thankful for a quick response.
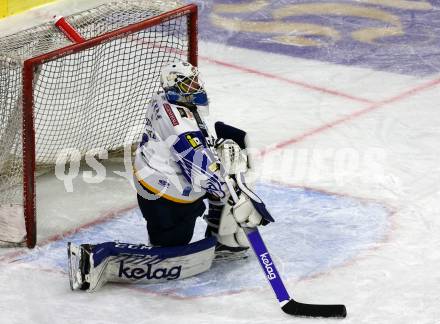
[0,1,197,248]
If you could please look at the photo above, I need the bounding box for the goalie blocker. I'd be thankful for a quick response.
[68,237,216,291]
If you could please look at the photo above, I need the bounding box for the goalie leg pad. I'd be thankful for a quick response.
[68,237,216,292]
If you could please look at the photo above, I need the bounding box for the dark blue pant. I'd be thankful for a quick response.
[137,194,206,247]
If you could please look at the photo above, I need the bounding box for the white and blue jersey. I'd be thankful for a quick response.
[134,92,226,204]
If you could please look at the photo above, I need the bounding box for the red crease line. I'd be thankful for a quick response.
[258,77,440,157]
[200,55,375,104]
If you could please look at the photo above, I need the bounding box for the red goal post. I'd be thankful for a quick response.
[0,1,198,248]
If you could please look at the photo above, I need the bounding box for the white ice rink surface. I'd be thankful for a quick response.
[1,1,440,323]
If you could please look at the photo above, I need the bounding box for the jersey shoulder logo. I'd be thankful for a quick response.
[185,133,203,149]
[163,103,179,126]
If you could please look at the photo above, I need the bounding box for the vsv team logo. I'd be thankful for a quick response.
[118,260,182,281]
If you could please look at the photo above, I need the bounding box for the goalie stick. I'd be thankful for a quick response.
[189,108,347,318]
[227,173,347,318]
[244,226,347,318]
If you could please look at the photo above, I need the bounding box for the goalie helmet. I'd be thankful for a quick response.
[160,61,208,106]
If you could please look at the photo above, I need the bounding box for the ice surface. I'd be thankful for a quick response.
[2,0,440,323]
[8,183,390,299]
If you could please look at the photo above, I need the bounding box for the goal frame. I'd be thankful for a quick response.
[20,3,198,248]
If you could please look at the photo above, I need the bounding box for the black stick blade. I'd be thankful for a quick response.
[282,299,347,318]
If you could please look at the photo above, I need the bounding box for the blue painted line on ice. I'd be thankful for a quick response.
[18,182,391,298]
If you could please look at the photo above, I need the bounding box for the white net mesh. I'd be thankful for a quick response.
[0,0,193,246]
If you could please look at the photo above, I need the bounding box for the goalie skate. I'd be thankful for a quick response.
[67,242,92,291]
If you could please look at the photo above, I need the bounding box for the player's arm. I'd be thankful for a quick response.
[154,101,228,200]
[170,130,228,199]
